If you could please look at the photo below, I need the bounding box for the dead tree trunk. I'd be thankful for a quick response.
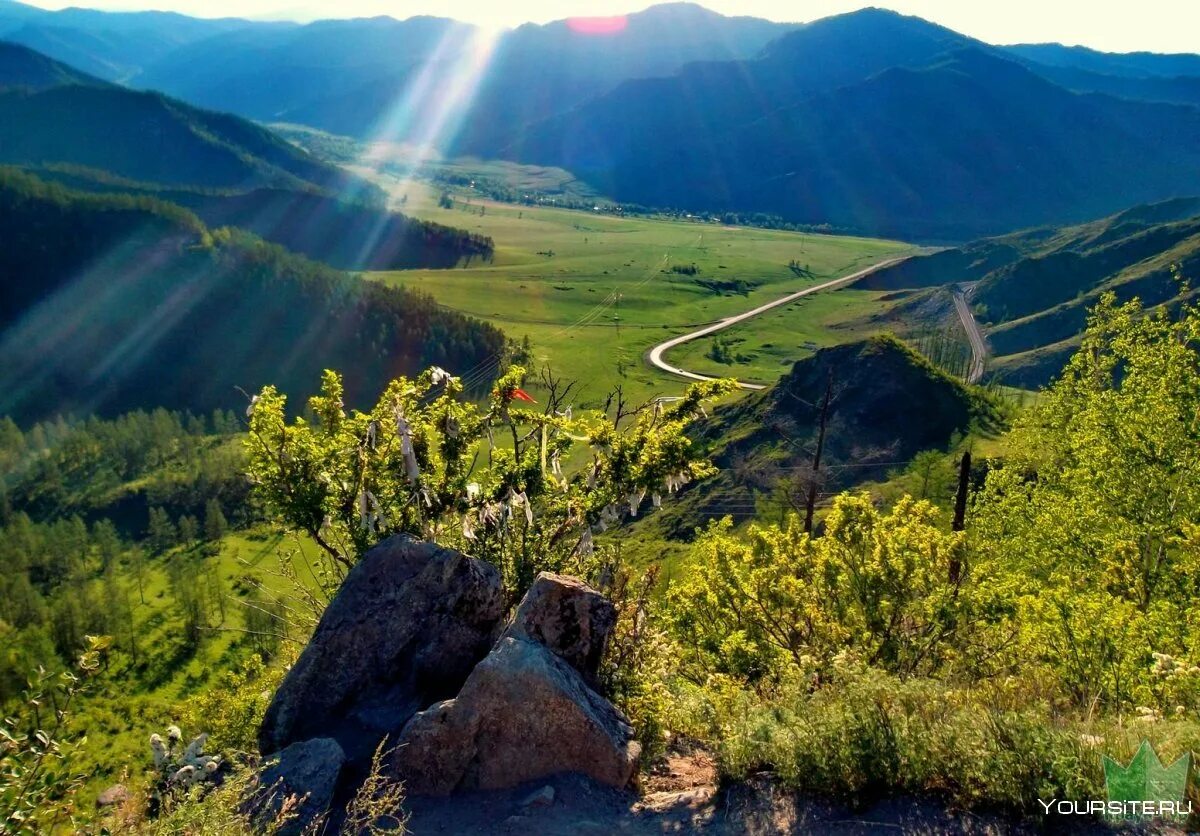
[804,371,834,534]
[949,450,971,584]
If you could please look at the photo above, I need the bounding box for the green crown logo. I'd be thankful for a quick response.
[1104,741,1191,806]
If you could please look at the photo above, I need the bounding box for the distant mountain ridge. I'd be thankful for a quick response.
[4,2,1200,239]
[508,10,1200,240]
[0,41,368,194]
[0,42,497,271]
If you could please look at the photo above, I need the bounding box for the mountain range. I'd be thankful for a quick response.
[5,1,1200,239]
[0,40,497,269]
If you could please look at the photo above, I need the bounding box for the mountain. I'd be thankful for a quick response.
[0,44,499,270]
[133,4,796,146]
[0,37,104,88]
[26,167,495,271]
[508,11,1200,240]
[1002,44,1200,107]
[0,42,371,195]
[8,3,1200,241]
[855,197,1200,387]
[1003,43,1200,80]
[0,0,275,82]
[0,169,505,422]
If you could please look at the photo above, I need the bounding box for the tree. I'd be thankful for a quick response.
[973,292,1200,706]
[203,499,228,543]
[177,515,199,547]
[91,519,121,570]
[668,494,969,681]
[246,365,733,597]
[146,507,176,554]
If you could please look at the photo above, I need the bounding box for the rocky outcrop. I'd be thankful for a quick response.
[393,637,640,795]
[500,573,616,681]
[392,573,639,796]
[257,535,505,764]
[251,737,345,835]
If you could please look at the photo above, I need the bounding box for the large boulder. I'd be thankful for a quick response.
[251,737,345,835]
[500,573,616,681]
[392,636,641,796]
[258,535,505,763]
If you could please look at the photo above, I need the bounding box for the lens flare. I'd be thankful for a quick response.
[566,15,629,35]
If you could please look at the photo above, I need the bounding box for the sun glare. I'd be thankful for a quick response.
[565,14,628,35]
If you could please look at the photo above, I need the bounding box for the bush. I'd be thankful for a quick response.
[671,658,1200,813]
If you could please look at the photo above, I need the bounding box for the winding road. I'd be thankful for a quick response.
[952,286,988,384]
[646,257,909,390]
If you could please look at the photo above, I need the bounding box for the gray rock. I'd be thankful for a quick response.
[501,573,616,679]
[258,535,505,763]
[519,785,556,808]
[95,783,129,808]
[392,637,641,796]
[253,737,345,835]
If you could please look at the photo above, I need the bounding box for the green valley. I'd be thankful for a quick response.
[370,178,914,405]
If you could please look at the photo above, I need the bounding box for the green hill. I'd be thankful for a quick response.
[854,198,1200,387]
[0,169,505,422]
[25,167,496,271]
[0,43,497,271]
[652,335,1001,534]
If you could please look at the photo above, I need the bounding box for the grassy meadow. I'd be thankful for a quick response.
[59,528,326,805]
[364,175,915,405]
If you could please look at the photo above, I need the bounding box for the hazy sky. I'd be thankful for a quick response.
[17,0,1200,54]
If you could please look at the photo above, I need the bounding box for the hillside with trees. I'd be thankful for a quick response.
[0,169,506,422]
[855,197,1200,386]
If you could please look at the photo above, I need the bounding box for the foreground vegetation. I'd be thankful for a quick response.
[3,288,1200,831]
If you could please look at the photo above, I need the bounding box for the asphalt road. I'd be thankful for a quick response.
[952,286,988,384]
[646,257,910,390]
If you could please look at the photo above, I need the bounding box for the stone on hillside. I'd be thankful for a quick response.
[252,737,345,835]
[519,785,556,808]
[392,636,641,796]
[258,535,505,763]
[501,572,616,680]
[95,783,129,808]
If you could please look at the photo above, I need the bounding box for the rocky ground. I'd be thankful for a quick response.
[405,746,1047,835]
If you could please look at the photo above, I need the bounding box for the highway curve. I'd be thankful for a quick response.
[646,257,909,390]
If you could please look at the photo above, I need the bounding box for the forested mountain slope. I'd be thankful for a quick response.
[511,15,1200,240]
[0,170,505,422]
